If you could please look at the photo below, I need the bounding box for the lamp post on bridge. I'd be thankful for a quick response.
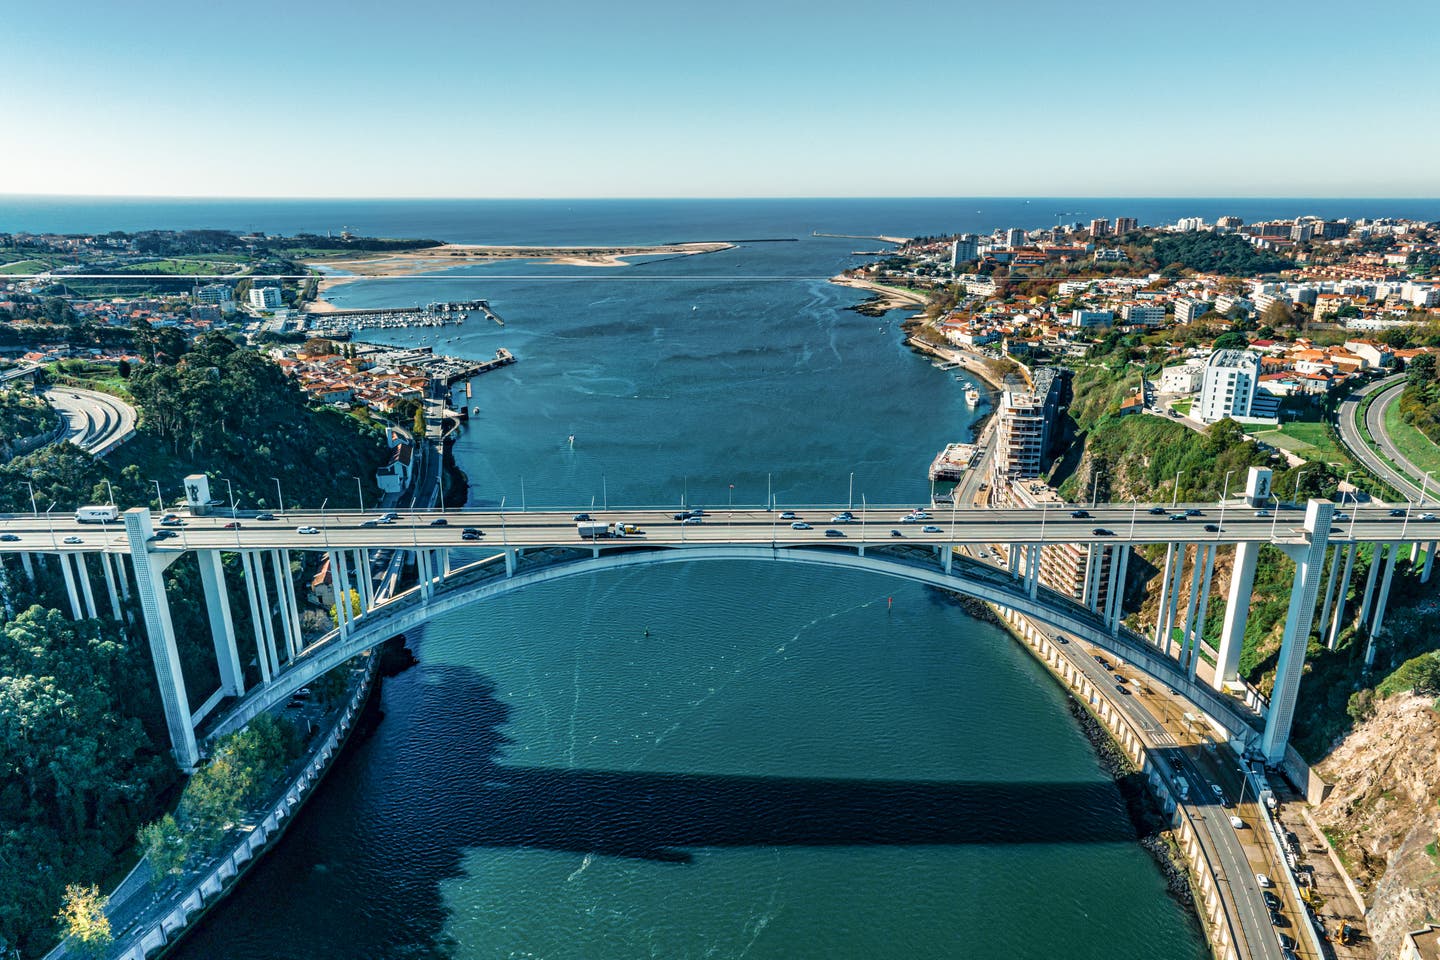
[45,502,57,552]
[1091,469,1104,508]
[1172,470,1181,509]
[353,476,365,516]
[320,497,330,548]
[1424,471,1435,508]
[1216,469,1235,539]
[150,480,164,513]
[222,477,236,515]
[25,480,38,517]
[849,472,854,513]
[271,477,287,516]
[1129,498,1138,539]
[102,479,115,507]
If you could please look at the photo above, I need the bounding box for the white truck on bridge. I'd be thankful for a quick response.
[74,504,120,523]
[576,521,642,539]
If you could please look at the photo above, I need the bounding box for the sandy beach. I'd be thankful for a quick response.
[829,274,930,311]
[304,241,735,308]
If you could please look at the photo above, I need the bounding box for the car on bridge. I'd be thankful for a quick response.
[256,513,277,521]
[223,521,242,530]
[681,516,703,525]
[1424,513,1438,521]
[296,526,320,535]
[890,529,902,537]
[791,521,812,530]
[430,517,448,526]
[462,527,483,536]
[1203,524,1220,532]
[574,513,593,521]
[1149,506,1167,515]
[825,529,846,538]
[160,514,184,526]
[1334,512,1350,521]
[150,530,177,541]
[831,514,853,523]
[361,519,378,527]
[1071,509,1090,518]
[1185,508,1203,516]
[63,536,82,544]
[462,531,483,541]
[1092,527,1114,536]
[1255,509,1272,517]
[0,534,17,542]
[922,525,943,533]
[1169,513,1187,521]
[899,515,918,523]
[780,511,797,520]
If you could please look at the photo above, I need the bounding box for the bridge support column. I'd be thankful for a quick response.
[112,552,131,602]
[353,549,374,610]
[1082,545,1097,610]
[1327,541,1357,648]
[253,549,284,668]
[281,550,303,648]
[1153,543,1175,646]
[1026,545,1039,599]
[1162,544,1186,656]
[503,547,516,578]
[1411,541,1421,564]
[1424,542,1436,584]
[122,509,198,769]
[1180,546,1204,672]
[100,547,122,621]
[75,554,98,619]
[1213,540,1259,692]
[240,552,273,684]
[197,550,243,697]
[20,551,34,581]
[1008,545,1020,578]
[1318,544,1342,644]
[1366,542,1400,665]
[58,552,84,620]
[1357,542,1382,632]
[1261,500,1334,763]
[330,551,352,637]
[1191,545,1217,681]
[1106,546,1129,633]
[270,551,298,661]
[943,544,953,575]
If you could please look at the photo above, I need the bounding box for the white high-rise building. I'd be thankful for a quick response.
[950,234,979,267]
[1005,227,1026,248]
[1176,217,1207,232]
[1174,297,1211,324]
[249,285,283,310]
[1196,350,1262,423]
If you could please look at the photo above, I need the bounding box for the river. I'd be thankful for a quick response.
[111,200,1220,959]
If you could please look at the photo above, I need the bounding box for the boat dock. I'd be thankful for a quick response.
[437,348,515,386]
[929,442,979,482]
[306,300,500,334]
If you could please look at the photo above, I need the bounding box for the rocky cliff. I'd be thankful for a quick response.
[1314,693,1440,958]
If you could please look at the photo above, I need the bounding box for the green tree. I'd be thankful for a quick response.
[1212,332,1249,351]
[137,814,190,880]
[330,587,363,625]
[1408,352,1436,386]
[413,404,426,439]
[56,884,111,957]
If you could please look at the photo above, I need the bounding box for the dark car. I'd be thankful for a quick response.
[1148,506,1167,515]
[1092,527,1114,536]
[1203,523,1220,532]
[0,534,18,542]
[430,517,448,526]
[160,514,183,526]
[1071,509,1091,519]
[575,513,593,522]
[462,532,483,541]
[150,530,178,540]
[824,529,846,538]
[1390,508,1407,517]
[463,527,483,535]
[1055,635,1069,644]
[890,529,903,537]
[1185,508,1203,516]
[673,512,688,520]
[256,513,277,521]
[361,519,378,528]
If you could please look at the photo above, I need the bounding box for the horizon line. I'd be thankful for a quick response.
[4,192,1440,203]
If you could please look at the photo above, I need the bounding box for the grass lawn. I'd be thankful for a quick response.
[0,259,48,274]
[1252,419,1356,468]
[1171,397,1193,416]
[1383,396,1440,477]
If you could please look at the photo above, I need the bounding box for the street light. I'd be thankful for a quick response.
[320,497,330,547]
[271,477,286,515]
[1091,469,1103,508]
[45,502,57,552]
[1217,469,1235,539]
[1425,471,1435,508]
[1172,470,1182,509]
[849,472,854,512]
[151,480,164,513]
[222,477,236,515]
[1129,498,1138,539]
[352,476,365,515]
[1293,468,1308,503]
[1341,469,1355,508]
[103,479,115,506]
[24,480,37,516]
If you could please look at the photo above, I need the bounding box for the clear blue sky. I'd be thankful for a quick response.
[4,0,1437,198]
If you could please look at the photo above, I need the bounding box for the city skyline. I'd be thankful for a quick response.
[4,0,1438,199]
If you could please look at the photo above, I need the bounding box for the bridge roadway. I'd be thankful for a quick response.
[1337,375,1430,502]
[1,500,1435,554]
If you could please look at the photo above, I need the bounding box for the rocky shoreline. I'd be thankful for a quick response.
[1066,696,1196,909]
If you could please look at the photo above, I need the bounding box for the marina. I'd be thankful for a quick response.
[305,300,505,336]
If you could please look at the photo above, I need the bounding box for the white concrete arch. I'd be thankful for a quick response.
[204,543,1263,748]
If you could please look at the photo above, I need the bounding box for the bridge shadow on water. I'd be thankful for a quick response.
[177,661,1146,959]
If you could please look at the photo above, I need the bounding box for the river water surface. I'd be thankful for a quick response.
[155,202,1210,959]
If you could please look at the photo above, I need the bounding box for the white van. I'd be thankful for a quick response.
[74,505,120,523]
